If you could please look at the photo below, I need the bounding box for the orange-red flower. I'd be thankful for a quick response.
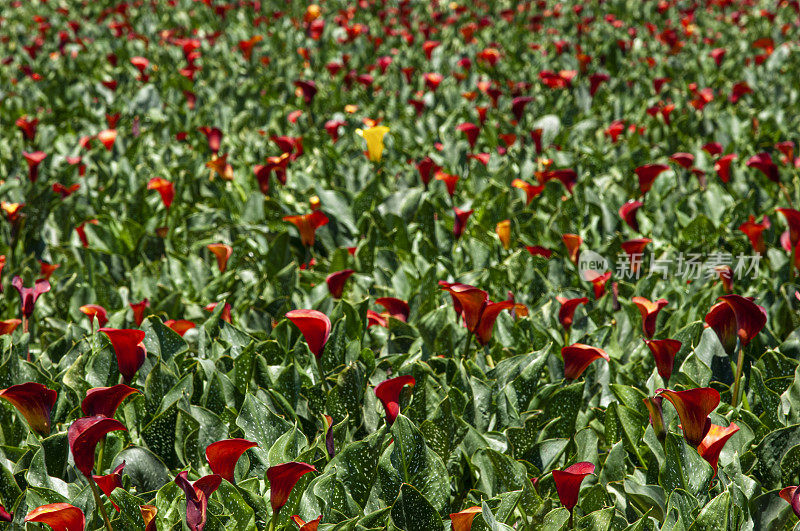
[496,220,511,249]
[562,234,582,264]
[140,505,158,531]
[435,170,460,197]
[100,328,147,383]
[704,294,766,354]
[93,462,126,511]
[643,396,666,442]
[456,122,480,149]
[207,243,232,272]
[635,164,669,195]
[449,506,482,531]
[698,423,739,474]
[0,382,57,436]
[561,343,610,379]
[657,387,720,447]
[205,302,232,323]
[0,319,21,335]
[205,439,258,483]
[22,151,47,182]
[739,215,769,253]
[98,129,117,150]
[292,515,322,531]
[147,178,175,208]
[25,503,85,531]
[80,304,108,327]
[620,238,651,273]
[286,309,331,358]
[374,375,415,425]
[619,200,643,232]
[512,179,545,205]
[165,319,196,336]
[453,208,473,239]
[584,270,611,299]
[130,298,150,326]
[632,296,668,338]
[267,462,316,513]
[283,211,329,247]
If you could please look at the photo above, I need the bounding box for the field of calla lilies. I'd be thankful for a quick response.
[4,0,800,530]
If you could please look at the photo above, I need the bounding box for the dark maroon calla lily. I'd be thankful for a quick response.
[82,384,140,418]
[698,423,739,474]
[657,387,720,447]
[326,270,355,299]
[552,462,595,512]
[68,415,127,477]
[747,152,779,182]
[619,200,643,232]
[11,276,50,319]
[375,297,410,322]
[205,438,258,483]
[511,96,532,121]
[100,328,147,383]
[645,339,681,382]
[561,344,610,379]
[175,471,222,531]
[0,382,57,436]
[294,80,318,104]
[632,296,668,338]
[635,164,669,195]
[416,156,440,187]
[779,486,800,518]
[25,503,84,531]
[704,295,766,354]
[286,310,331,358]
[267,462,317,513]
[556,296,588,331]
[93,462,126,511]
[374,375,415,425]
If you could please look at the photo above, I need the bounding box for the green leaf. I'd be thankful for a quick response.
[390,483,443,531]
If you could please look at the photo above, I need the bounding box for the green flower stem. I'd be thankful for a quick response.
[89,478,114,531]
[731,340,745,407]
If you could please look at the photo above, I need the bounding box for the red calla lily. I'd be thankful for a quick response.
[25,503,85,531]
[621,239,651,273]
[632,296,668,338]
[669,152,694,169]
[645,339,681,382]
[657,387,720,447]
[705,295,766,354]
[267,462,316,513]
[739,215,770,253]
[552,462,595,512]
[643,396,667,442]
[23,151,47,182]
[778,208,800,248]
[165,319,195,336]
[556,297,588,331]
[440,283,515,345]
[98,129,117,150]
[584,270,611,299]
[82,384,140,418]
[198,127,223,153]
[435,170,460,197]
[326,269,355,299]
[286,309,331,358]
[100,328,147,383]
[11,276,50,319]
[0,502,10,522]
[205,302,232,323]
[619,200,643,232]
[0,382,57,436]
[561,344,610,379]
[175,471,222,531]
[453,208,473,239]
[456,122,480,149]
[714,153,737,183]
[130,299,150,326]
[635,164,669,195]
[450,506,482,531]
[93,462,126,511]
[147,178,174,208]
[698,423,739,474]
[16,115,38,141]
[416,157,440,187]
[374,375,415,425]
[375,297,409,322]
[747,152,779,182]
[68,415,127,477]
[205,438,258,483]
[207,244,232,272]
[283,211,329,247]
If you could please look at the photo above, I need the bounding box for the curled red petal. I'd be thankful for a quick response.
[267,462,316,513]
[205,438,258,483]
[374,375,416,425]
[286,310,331,358]
[68,415,127,477]
[561,344,610,379]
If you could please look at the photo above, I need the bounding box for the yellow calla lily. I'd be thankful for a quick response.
[356,125,390,162]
